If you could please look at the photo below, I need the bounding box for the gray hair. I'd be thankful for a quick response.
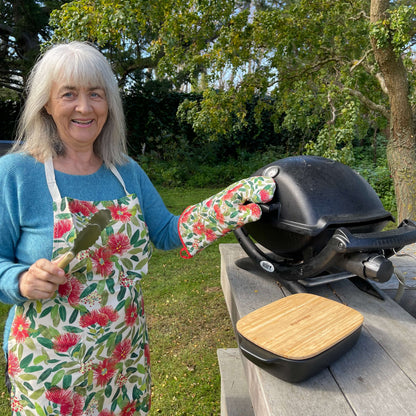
[12,41,127,166]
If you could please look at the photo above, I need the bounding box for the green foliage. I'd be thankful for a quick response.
[370,5,416,54]
[123,81,198,158]
[0,0,68,93]
[352,140,397,214]
[46,0,415,170]
[305,100,361,165]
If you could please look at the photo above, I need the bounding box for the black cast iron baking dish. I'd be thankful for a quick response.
[236,293,364,383]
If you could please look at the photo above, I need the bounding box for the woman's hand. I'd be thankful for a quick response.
[19,259,67,300]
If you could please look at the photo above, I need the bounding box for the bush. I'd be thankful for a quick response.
[352,144,396,215]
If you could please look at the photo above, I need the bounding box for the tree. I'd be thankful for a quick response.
[0,1,69,95]
[370,0,416,222]
[49,0,416,221]
[47,0,240,88]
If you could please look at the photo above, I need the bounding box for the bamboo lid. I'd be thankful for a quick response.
[237,293,363,360]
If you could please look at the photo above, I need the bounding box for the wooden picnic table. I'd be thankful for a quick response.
[219,243,416,416]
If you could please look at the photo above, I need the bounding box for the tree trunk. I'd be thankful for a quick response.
[370,0,416,222]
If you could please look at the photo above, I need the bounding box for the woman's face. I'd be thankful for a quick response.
[45,81,109,153]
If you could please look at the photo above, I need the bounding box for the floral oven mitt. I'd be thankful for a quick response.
[178,176,276,258]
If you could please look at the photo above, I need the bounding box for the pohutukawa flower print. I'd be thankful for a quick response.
[54,219,72,239]
[11,314,30,343]
[192,222,206,235]
[121,401,138,416]
[113,339,132,362]
[91,247,114,276]
[214,204,225,224]
[99,410,116,416]
[46,388,84,416]
[109,204,132,222]
[79,306,119,328]
[9,192,151,415]
[69,200,98,216]
[259,189,272,202]
[58,275,82,306]
[53,333,80,353]
[248,203,262,217]
[125,305,138,327]
[144,343,151,366]
[8,352,21,377]
[179,176,276,258]
[94,358,117,386]
[205,229,217,242]
[223,184,243,200]
[108,232,131,255]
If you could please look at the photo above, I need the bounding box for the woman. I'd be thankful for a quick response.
[0,42,275,415]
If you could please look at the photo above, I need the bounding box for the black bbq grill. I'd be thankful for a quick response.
[235,156,416,289]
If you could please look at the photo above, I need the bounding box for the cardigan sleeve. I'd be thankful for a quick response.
[0,155,34,305]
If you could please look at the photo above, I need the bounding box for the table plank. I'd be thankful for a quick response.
[220,244,416,416]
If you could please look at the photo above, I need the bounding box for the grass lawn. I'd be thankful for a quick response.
[0,186,238,415]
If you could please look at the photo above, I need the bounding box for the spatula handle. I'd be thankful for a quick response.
[56,251,75,269]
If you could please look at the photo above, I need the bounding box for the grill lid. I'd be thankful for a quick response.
[252,155,393,236]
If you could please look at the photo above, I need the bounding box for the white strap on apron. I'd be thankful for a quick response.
[44,157,129,200]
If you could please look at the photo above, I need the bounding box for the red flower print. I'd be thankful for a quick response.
[250,203,262,218]
[99,411,116,416]
[259,189,272,203]
[91,247,113,276]
[54,219,72,239]
[79,306,119,328]
[121,401,137,416]
[192,221,206,235]
[125,305,138,327]
[205,199,213,208]
[180,207,193,223]
[94,358,117,387]
[69,200,98,216]
[100,306,119,323]
[213,204,225,225]
[79,310,99,327]
[72,396,84,416]
[113,339,132,362]
[109,204,132,223]
[53,333,80,353]
[46,388,84,416]
[144,343,151,366]
[58,275,82,306]
[223,184,243,200]
[205,228,217,242]
[108,233,131,255]
[11,314,30,343]
[8,351,21,377]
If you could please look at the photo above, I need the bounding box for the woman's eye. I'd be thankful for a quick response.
[91,91,104,98]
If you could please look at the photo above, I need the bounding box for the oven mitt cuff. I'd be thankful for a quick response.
[178,176,276,259]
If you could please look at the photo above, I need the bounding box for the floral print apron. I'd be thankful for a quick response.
[8,158,152,416]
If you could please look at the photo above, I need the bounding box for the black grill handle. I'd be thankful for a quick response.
[334,219,416,253]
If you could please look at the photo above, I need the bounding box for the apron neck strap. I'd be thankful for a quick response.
[108,163,129,195]
[44,157,61,200]
[44,157,130,200]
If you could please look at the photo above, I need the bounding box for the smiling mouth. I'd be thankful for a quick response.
[73,119,93,125]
